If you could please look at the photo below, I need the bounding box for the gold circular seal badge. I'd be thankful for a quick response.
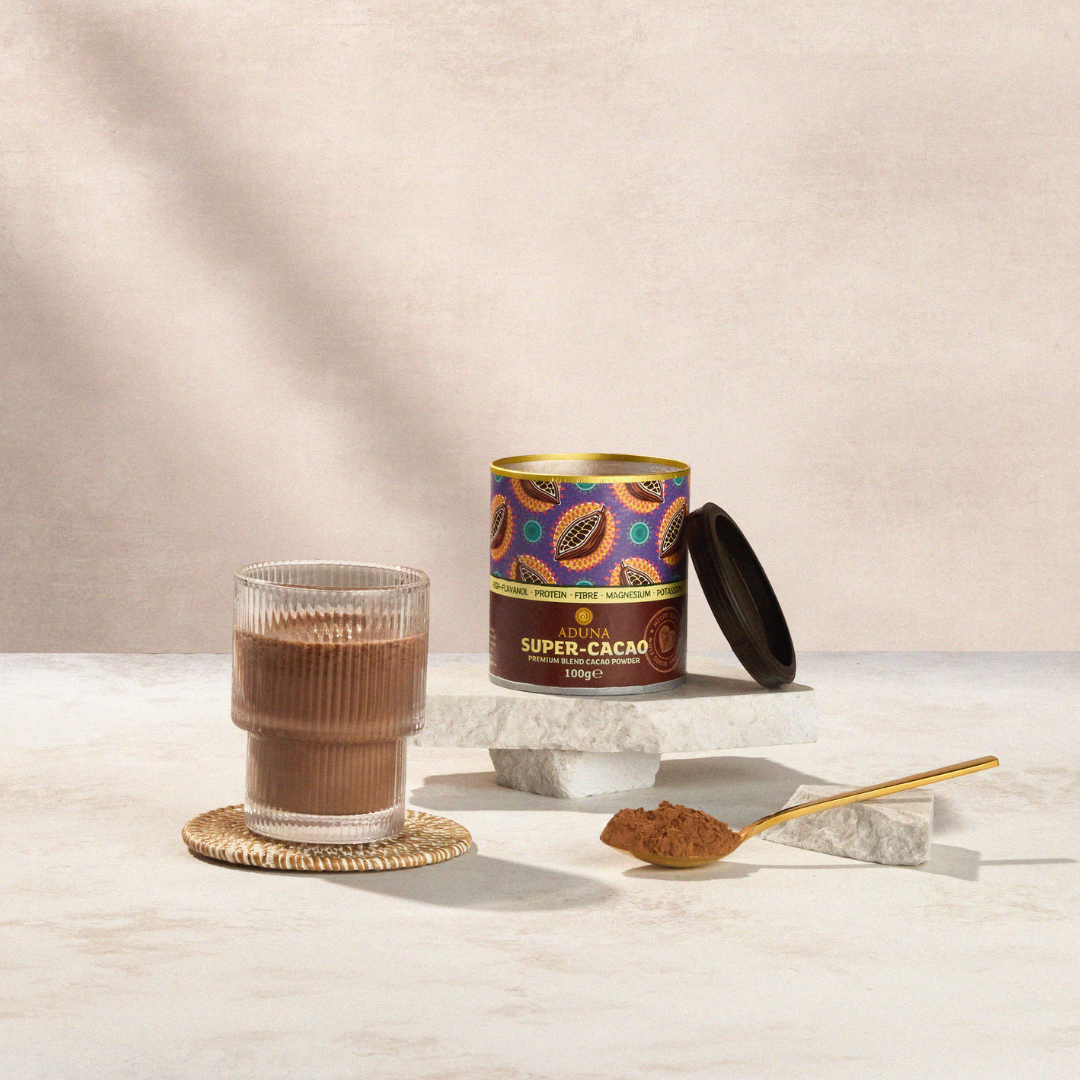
[644,605,683,673]
[574,607,593,626]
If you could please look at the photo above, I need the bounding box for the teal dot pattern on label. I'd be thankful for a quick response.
[629,521,650,544]
[523,520,543,543]
[575,580,593,587]
[673,476,683,485]
[575,482,596,491]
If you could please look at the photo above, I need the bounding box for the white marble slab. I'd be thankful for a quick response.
[416,653,818,752]
[488,748,663,798]
[763,784,934,865]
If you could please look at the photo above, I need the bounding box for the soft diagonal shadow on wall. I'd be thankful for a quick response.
[1,5,491,646]
[26,0,471,508]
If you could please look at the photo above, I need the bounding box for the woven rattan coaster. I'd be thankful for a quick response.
[183,805,472,872]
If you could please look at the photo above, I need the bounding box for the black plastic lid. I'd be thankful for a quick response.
[684,503,796,689]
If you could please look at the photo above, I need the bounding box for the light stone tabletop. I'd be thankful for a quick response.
[2,652,1078,1080]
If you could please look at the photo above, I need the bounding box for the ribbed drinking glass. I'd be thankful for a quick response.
[232,562,429,844]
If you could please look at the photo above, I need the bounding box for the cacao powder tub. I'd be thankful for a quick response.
[489,454,690,696]
[600,801,742,860]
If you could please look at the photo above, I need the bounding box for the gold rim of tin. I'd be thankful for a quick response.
[491,453,690,484]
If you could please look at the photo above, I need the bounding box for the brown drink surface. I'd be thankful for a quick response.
[233,626,427,816]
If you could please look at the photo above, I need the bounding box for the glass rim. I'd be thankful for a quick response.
[235,561,430,593]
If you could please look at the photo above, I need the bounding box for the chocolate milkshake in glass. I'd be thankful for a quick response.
[232,562,429,844]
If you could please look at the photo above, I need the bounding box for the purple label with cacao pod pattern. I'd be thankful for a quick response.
[489,456,689,694]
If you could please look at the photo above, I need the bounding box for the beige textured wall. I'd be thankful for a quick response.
[2,1,1078,653]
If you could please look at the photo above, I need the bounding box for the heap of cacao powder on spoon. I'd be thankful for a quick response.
[600,801,742,864]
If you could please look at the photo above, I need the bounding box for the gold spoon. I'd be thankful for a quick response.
[602,755,999,868]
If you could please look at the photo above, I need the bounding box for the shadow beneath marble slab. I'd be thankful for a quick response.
[905,847,1077,882]
[651,756,833,823]
[409,755,834,824]
[907,843,983,881]
[321,850,617,911]
[927,794,962,835]
[409,767,572,813]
